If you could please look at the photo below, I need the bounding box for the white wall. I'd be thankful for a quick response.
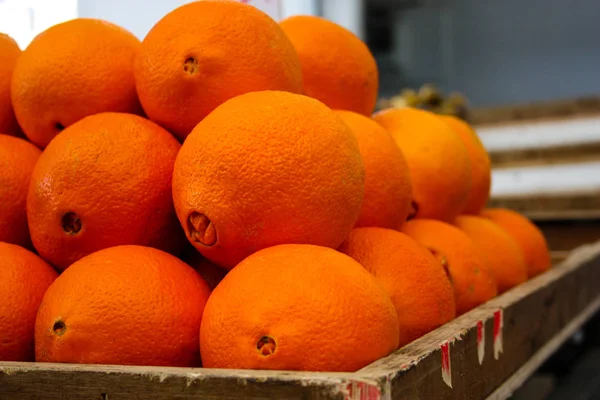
[322,0,365,39]
[77,0,193,39]
[77,0,367,40]
[0,0,78,48]
[280,0,319,20]
[78,0,284,40]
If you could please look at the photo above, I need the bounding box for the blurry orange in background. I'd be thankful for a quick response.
[373,107,472,222]
[336,110,412,230]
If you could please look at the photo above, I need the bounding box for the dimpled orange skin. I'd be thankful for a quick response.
[454,215,528,294]
[35,245,211,366]
[172,91,365,269]
[339,228,456,347]
[440,115,491,214]
[0,242,57,361]
[482,208,551,278]
[135,0,303,141]
[280,15,378,116]
[11,18,142,148]
[335,110,412,230]
[200,244,399,371]
[0,134,41,247]
[402,219,498,315]
[0,34,22,137]
[27,112,185,270]
[373,107,471,222]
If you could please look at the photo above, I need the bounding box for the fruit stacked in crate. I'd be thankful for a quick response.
[0,1,550,372]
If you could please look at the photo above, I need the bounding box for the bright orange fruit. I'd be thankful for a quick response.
[27,112,185,270]
[172,91,365,269]
[35,245,211,367]
[440,115,491,214]
[135,0,303,140]
[482,208,551,278]
[280,15,378,116]
[335,110,412,230]
[454,215,528,293]
[373,107,471,221]
[0,134,41,247]
[11,18,142,148]
[0,33,22,137]
[200,244,399,371]
[402,219,498,315]
[0,242,57,361]
[339,227,456,347]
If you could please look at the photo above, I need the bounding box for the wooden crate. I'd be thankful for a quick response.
[470,96,600,126]
[4,97,600,400]
[479,96,600,254]
[2,241,600,400]
[474,96,600,169]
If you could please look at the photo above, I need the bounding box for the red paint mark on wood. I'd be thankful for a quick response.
[345,381,382,400]
[493,309,504,360]
[477,320,485,365]
[441,341,452,388]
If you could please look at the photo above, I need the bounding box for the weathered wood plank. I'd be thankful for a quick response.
[488,191,600,217]
[358,241,600,400]
[550,251,570,265]
[470,97,600,126]
[490,164,600,199]
[489,142,600,169]
[485,296,600,400]
[477,115,600,153]
[0,363,365,400]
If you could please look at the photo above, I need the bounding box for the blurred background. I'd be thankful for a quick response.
[3,0,600,108]
[1,1,600,398]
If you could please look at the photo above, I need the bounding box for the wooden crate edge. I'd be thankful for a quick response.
[0,361,388,400]
[357,240,600,399]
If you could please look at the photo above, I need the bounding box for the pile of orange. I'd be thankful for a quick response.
[0,1,551,373]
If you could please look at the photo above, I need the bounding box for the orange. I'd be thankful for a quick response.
[0,134,41,247]
[373,107,471,221]
[173,91,365,269]
[482,208,551,278]
[181,246,228,291]
[200,244,399,371]
[35,245,210,366]
[454,215,528,293]
[135,0,303,140]
[402,219,498,315]
[11,18,142,148]
[280,15,378,116]
[440,115,491,214]
[27,112,185,270]
[339,227,456,347]
[335,110,412,230]
[0,33,22,137]
[0,242,57,361]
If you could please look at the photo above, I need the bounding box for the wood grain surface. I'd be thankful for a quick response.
[471,96,600,126]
